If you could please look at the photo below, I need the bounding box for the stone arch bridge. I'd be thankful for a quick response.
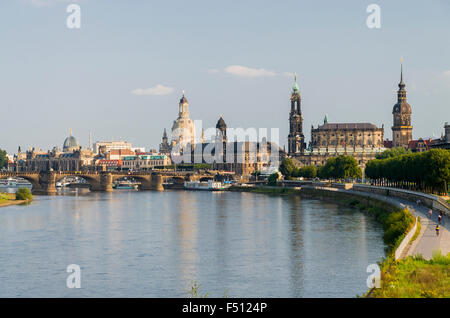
[0,171,224,195]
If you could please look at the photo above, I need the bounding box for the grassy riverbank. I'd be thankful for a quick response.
[370,252,450,298]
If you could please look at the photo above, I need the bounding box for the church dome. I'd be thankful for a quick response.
[63,135,79,152]
[180,95,188,104]
[393,102,411,114]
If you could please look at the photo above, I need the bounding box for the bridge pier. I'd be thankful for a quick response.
[33,172,57,195]
[138,174,164,191]
[151,174,164,191]
[90,172,113,192]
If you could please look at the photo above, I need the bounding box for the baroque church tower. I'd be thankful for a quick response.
[288,74,306,156]
[171,91,196,148]
[392,64,413,148]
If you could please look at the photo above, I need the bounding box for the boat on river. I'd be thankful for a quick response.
[0,177,32,189]
[113,180,139,190]
[184,180,230,191]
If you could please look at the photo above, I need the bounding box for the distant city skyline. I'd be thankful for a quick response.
[1,0,449,154]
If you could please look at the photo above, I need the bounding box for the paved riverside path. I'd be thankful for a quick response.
[305,186,450,260]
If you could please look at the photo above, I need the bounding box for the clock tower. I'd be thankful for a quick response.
[392,64,412,148]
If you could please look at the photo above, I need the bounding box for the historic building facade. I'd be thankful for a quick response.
[121,154,172,171]
[392,65,413,148]
[430,122,450,150]
[93,140,133,154]
[308,121,385,165]
[288,75,306,156]
[17,132,95,172]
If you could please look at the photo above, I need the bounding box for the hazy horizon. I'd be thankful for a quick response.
[1,0,449,154]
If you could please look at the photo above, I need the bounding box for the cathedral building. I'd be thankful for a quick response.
[391,64,413,148]
[309,120,385,166]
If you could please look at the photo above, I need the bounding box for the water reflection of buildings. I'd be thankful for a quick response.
[285,195,305,297]
[171,192,199,283]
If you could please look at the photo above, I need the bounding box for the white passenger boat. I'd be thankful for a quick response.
[184,180,230,191]
[0,177,32,189]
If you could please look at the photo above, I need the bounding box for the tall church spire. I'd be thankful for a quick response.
[400,63,403,84]
[288,73,305,156]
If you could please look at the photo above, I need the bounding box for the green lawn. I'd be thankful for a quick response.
[371,252,450,298]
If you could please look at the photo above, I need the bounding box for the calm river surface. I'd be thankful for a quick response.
[0,189,385,297]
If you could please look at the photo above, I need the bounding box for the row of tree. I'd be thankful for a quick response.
[365,149,450,194]
[279,155,362,180]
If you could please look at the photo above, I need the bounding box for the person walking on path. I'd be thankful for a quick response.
[429,209,433,219]
[436,225,440,236]
[438,214,442,224]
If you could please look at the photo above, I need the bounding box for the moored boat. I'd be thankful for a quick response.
[0,177,32,189]
[184,180,230,191]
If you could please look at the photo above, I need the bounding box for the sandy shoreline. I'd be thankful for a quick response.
[0,200,28,208]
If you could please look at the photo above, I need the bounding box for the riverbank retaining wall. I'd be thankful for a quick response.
[394,216,419,260]
[352,184,449,217]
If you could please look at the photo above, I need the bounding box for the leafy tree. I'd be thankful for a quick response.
[0,149,8,169]
[298,165,317,179]
[268,172,279,186]
[319,155,361,179]
[16,188,33,201]
[376,147,410,159]
[422,149,450,193]
[366,149,450,194]
[334,155,362,179]
[279,158,297,179]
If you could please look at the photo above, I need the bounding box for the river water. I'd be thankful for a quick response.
[0,189,385,297]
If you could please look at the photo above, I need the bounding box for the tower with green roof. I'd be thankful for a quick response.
[288,73,306,156]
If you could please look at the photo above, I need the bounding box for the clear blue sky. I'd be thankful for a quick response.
[1,0,449,154]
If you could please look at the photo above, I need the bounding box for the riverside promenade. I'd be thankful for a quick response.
[341,189,449,259]
[298,184,450,260]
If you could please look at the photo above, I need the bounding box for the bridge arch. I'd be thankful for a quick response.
[53,172,106,192]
